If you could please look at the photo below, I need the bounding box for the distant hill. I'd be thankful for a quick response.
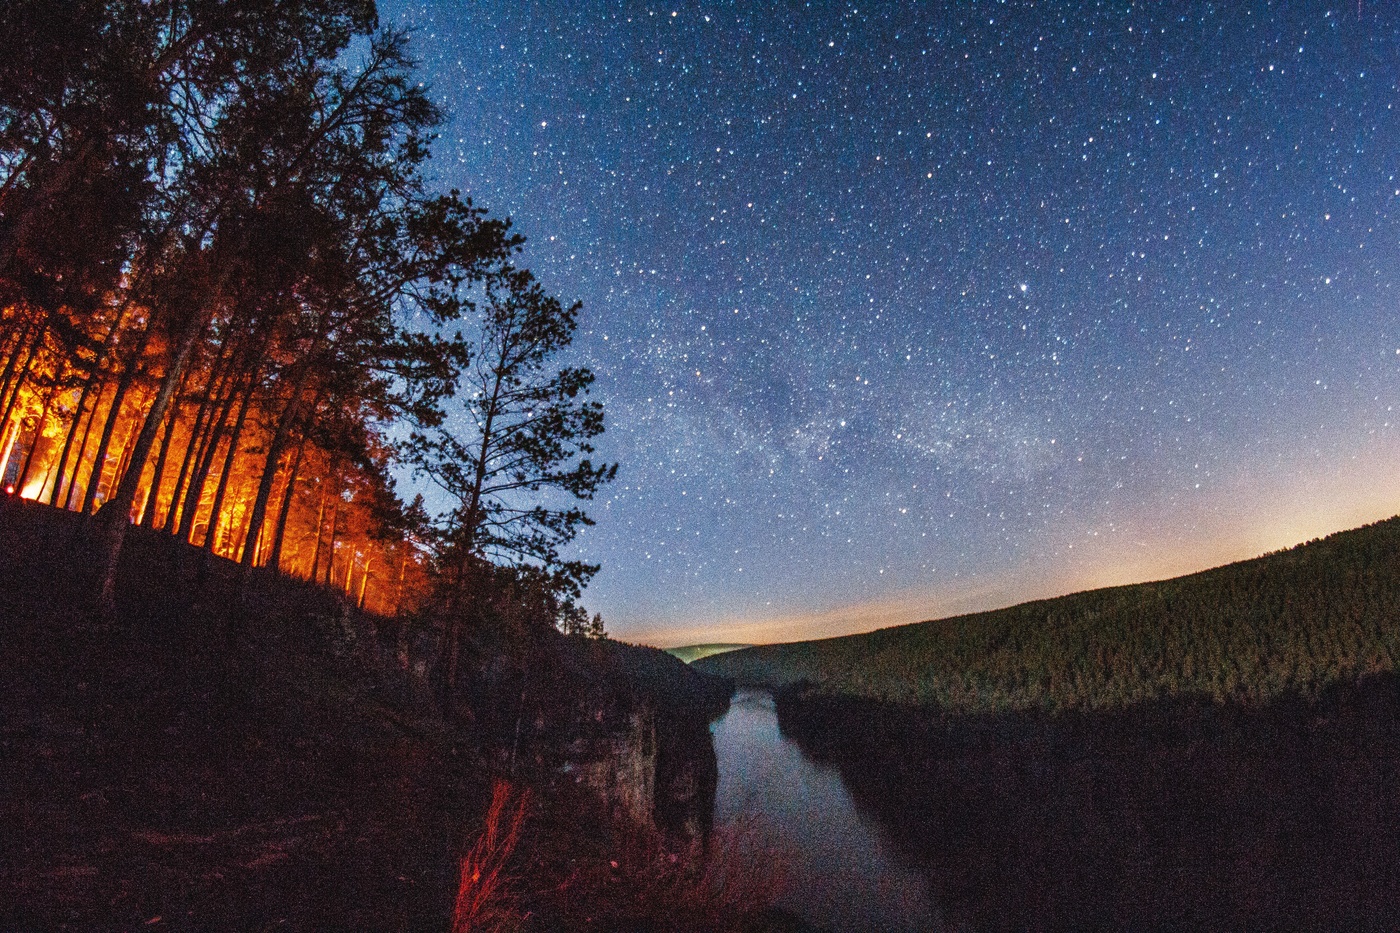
[696,516,1400,714]
[665,643,752,664]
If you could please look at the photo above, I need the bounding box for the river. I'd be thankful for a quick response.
[712,679,1400,932]
[709,688,936,932]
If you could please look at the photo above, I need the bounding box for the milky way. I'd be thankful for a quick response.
[379,1,1400,645]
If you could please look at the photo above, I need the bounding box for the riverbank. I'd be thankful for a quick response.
[773,676,1400,932]
[0,499,774,931]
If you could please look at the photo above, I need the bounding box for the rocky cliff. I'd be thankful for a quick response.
[468,631,728,839]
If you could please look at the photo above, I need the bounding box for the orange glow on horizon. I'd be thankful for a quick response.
[634,447,1400,650]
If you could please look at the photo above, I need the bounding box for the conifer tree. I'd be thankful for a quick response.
[405,266,616,697]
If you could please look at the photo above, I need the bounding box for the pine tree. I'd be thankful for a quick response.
[405,266,616,702]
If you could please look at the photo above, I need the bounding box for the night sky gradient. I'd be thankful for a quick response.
[380,1,1400,646]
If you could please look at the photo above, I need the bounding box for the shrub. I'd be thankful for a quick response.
[452,780,531,933]
[550,816,790,931]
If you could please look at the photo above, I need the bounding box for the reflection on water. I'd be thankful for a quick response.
[710,679,1400,932]
[775,680,1400,933]
[710,688,935,932]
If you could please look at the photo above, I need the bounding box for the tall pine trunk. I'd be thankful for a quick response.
[203,375,256,553]
[239,363,313,567]
[323,494,339,587]
[175,358,241,542]
[165,344,231,532]
[0,335,38,459]
[308,477,329,580]
[49,306,129,508]
[139,366,191,528]
[92,307,212,622]
[16,383,57,493]
[80,324,154,515]
[63,382,106,510]
[267,434,306,572]
[48,376,96,507]
[0,322,39,429]
[0,326,38,481]
[357,557,371,609]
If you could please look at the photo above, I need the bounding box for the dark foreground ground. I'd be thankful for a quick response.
[0,499,802,932]
[0,501,478,930]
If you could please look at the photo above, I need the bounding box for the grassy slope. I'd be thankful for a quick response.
[697,516,1400,713]
[664,643,752,664]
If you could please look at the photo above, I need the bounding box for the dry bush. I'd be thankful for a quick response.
[561,816,790,931]
[678,817,791,917]
[451,780,532,933]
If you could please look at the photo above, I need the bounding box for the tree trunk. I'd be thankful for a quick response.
[164,345,230,532]
[177,365,240,542]
[323,496,339,587]
[0,346,35,432]
[105,381,154,509]
[80,324,155,515]
[308,476,329,580]
[0,319,37,420]
[0,314,28,366]
[396,552,408,615]
[232,510,254,564]
[139,367,190,528]
[395,552,410,668]
[108,415,138,510]
[48,375,96,507]
[0,322,38,432]
[0,418,20,482]
[16,383,57,493]
[203,375,256,553]
[63,381,106,510]
[92,307,212,622]
[0,339,38,471]
[267,435,306,572]
[49,305,130,508]
[458,366,508,553]
[164,389,210,531]
[239,362,314,567]
[357,556,371,609]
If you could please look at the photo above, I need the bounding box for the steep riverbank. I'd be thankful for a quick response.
[774,677,1400,932]
[0,499,748,930]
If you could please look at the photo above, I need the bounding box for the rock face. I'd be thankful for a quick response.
[565,705,658,828]
[653,701,720,839]
[433,621,729,840]
[560,692,722,839]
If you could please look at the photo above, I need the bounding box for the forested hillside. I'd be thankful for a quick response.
[698,517,1400,713]
[0,0,612,633]
[665,644,751,664]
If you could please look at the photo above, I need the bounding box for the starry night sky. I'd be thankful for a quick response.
[379,1,1400,647]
